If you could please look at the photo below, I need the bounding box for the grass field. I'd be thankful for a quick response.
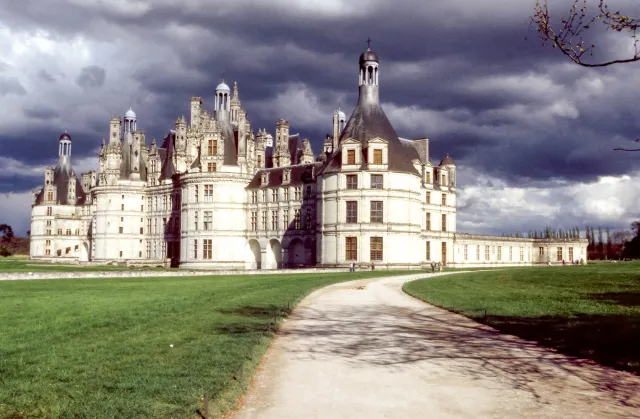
[0,271,411,419]
[0,256,166,273]
[404,262,640,375]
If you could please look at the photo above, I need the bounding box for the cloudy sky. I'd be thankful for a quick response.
[1,0,639,237]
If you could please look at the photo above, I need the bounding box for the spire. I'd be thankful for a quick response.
[233,81,238,98]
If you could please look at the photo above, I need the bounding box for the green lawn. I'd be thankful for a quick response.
[0,271,411,419]
[404,262,640,375]
[0,257,167,273]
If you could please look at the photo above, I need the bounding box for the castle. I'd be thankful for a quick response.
[29,47,587,269]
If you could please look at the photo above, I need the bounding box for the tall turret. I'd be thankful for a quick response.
[214,80,238,166]
[273,119,291,167]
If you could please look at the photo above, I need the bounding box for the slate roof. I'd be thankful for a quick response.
[34,162,86,206]
[246,163,321,189]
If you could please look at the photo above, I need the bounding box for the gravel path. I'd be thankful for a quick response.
[229,273,640,419]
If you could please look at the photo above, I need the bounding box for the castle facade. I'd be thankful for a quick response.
[30,47,587,268]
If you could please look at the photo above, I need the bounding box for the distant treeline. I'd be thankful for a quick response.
[501,223,640,260]
[0,224,29,257]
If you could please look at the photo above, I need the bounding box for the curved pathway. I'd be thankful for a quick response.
[229,273,640,419]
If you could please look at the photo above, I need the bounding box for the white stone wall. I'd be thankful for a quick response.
[318,171,431,267]
[179,172,253,269]
[30,203,89,261]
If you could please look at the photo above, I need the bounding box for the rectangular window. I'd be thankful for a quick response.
[370,201,383,223]
[294,187,301,200]
[485,245,490,261]
[284,188,289,201]
[251,211,257,231]
[272,189,278,202]
[441,193,446,206]
[294,209,301,229]
[346,201,358,223]
[347,149,356,165]
[271,211,278,231]
[47,207,52,216]
[204,185,214,202]
[521,247,525,262]
[251,191,257,203]
[305,208,312,229]
[442,174,447,186]
[139,227,144,234]
[426,191,431,204]
[373,149,382,164]
[194,185,199,203]
[441,214,447,232]
[426,172,431,184]
[193,239,198,259]
[426,241,431,260]
[208,162,216,172]
[119,226,123,234]
[283,209,289,229]
[346,237,357,260]
[204,211,212,230]
[442,241,447,264]
[497,246,502,261]
[370,174,383,189]
[262,190,267,202]
[208,140,218,155]
[162,195,167,210]
[464,244,468,261]
[569,247,574,261]
[539,246,544,256]
[426,212,431,230]
[305,186,312,198]
[194,212,199,231]
[257,155,262,168]
[346,175,358,189]
[262,211,267,230]
[121,204,124,211]
[370,237,383,261]
[203,239,212,259]
[557,247,563,262]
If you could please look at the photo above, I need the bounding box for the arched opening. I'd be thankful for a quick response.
[79,242,90,262]
[267,239,282,269]
[246,239,261,269]
[288,238,305,268]
[368,66,373,84]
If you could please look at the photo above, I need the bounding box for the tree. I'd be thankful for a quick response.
[0,224,15,244]
[531,0,640,67]
[621,220,640,259]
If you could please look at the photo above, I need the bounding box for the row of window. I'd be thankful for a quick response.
[249,187,307,204]
[43,241,79,257]
[345,174,384,190]
[425,213,448,232]
[344,236,383,261]
[250,209,310,231]
[345,149,384,165]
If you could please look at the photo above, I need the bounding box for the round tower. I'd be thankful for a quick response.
[58,131,72,167]
[215,81,230,116]
[124,108,137,133]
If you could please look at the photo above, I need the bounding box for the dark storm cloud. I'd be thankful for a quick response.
[23,105,60,120]
[1,0,639,236]
[76,65,106,88]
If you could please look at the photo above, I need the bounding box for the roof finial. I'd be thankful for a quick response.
[366,37,372,50]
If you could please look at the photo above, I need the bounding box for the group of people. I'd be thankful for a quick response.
[430,261,443,273]
[348,262,375,272]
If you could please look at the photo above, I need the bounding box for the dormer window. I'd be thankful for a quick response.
[347,150,356,165]
[442,174,447,186]
[283,168,291,184]
[261,172,269,186]
[373,149,382,164]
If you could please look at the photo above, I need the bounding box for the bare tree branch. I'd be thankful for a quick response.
[531,0,640,67]
[614,138,640,152]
